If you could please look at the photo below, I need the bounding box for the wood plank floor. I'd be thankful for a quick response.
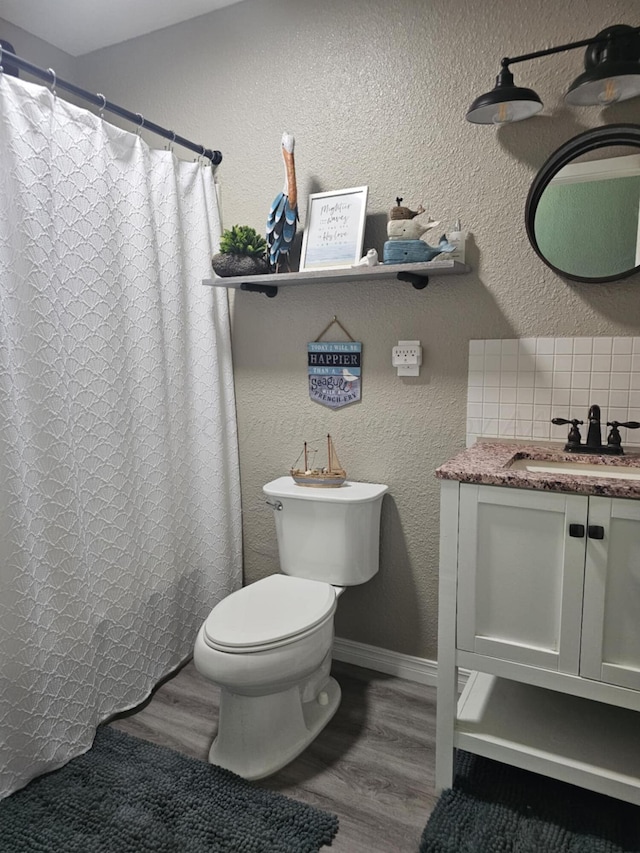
[108,659,438,852]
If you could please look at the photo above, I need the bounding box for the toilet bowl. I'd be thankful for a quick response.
[193,574,342,779]
[194,476,388,780]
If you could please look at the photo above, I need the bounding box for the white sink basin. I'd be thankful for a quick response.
[508,458,640,480]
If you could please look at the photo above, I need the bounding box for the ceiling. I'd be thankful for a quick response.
[0,0,246,57]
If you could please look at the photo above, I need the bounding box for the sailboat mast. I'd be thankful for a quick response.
[327,434,332,472]
[304,441,308,471]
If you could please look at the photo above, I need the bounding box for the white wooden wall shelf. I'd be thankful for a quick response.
[202,259,471,297]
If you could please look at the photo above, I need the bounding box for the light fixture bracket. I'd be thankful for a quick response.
[583,25,640,69]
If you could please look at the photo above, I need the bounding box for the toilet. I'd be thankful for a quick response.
[193,475,388,780]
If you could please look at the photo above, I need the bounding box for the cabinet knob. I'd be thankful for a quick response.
[588,525,605,540]
[569,524,585,538]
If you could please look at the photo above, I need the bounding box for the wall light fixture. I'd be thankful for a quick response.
[467,24,640,125]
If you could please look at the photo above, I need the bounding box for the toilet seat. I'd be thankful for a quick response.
[202,574,336,654]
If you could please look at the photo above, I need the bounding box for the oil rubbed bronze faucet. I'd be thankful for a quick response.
[586,404,602,449]
[552,404,640,455]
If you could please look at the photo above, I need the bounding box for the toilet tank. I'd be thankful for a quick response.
[263,477,388,585]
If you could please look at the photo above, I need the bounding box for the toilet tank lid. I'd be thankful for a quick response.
[203,575,337,650]
[264,477,388,503]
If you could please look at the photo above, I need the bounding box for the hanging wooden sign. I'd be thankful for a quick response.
[308,340,361,409]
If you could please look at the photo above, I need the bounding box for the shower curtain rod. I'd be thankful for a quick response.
[0,42,222,165]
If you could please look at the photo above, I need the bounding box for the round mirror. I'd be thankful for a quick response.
[525,124,640,283]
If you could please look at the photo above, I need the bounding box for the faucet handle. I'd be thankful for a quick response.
[552,417,583,446]
[552,417,583,426]
[606,420,640,449]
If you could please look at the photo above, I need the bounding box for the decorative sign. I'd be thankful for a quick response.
[300,186,368,271]
[308,341,362,409]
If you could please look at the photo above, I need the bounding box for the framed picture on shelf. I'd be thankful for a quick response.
[300,186,368,272]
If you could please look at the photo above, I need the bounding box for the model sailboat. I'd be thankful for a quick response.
[290,434,346,487]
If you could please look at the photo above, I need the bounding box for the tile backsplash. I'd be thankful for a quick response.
[467,337,640,449]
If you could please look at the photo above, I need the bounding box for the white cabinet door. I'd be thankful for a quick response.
[457,484,588,672]
[580,497,640,690]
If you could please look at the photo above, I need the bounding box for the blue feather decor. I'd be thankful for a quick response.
[266,133,299,271]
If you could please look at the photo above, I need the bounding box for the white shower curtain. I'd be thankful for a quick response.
[0,73,242,798]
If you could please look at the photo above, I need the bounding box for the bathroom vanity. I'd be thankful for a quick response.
[435,441,640,805]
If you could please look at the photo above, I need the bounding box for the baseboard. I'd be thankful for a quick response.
[333,637,469,690]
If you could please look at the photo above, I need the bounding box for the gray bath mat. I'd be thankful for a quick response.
[0,726,338,852]
[420,751,640,852]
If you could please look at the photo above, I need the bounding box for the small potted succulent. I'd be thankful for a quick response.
[211,225,270,277]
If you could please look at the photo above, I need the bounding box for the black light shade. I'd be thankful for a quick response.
[466,66,543,125]
[565,25,640,106]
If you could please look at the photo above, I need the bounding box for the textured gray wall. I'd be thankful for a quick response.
[0,18,77,84]
[6,0,640,660]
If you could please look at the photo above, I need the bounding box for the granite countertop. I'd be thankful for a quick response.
[435,441,640,499]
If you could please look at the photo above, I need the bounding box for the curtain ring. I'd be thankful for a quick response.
[47,68,56,96]
[97,93,106,119]
[136,113,145,136]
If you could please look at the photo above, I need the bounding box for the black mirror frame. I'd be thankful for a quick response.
[525,123,640,283]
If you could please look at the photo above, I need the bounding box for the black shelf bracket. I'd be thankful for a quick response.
[240,281,278,297]
[395,271,429,290]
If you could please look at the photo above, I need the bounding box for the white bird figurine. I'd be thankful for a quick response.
[266,132,298,272]
[353,248,379,267]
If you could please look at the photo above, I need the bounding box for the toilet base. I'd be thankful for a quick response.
[209,675,341,780]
